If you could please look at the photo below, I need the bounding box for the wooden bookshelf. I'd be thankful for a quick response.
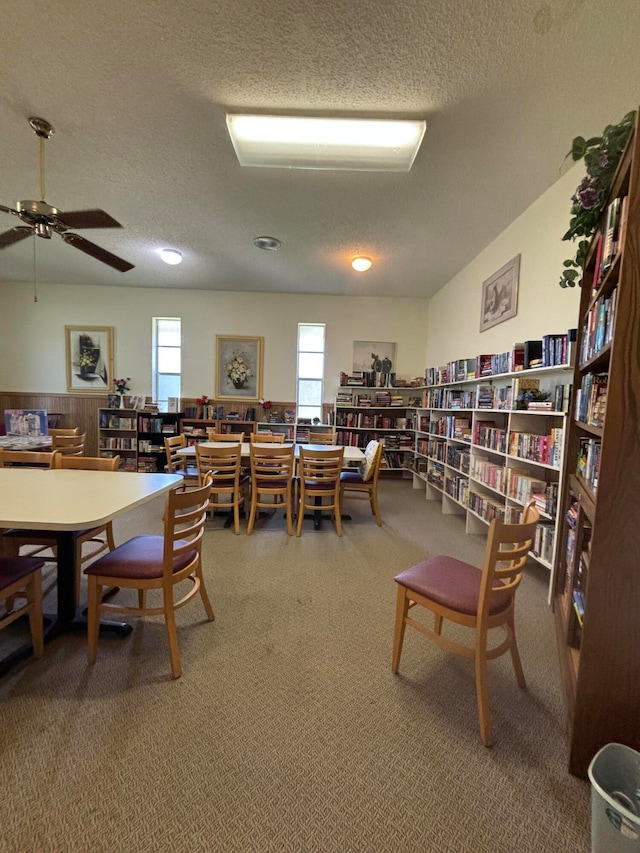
[552,115,640,777]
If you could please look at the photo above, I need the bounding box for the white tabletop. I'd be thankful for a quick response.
[176,441,365,462]
[0,469,183,530]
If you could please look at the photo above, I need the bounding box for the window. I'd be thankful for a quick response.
[152,318,181,408]
[297,323,325,422]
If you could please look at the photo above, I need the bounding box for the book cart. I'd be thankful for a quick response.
[552,116,640,777]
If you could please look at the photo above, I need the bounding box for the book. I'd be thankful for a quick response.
[524,340,543,370]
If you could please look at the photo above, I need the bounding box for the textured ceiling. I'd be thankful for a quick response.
[1,0,639,298]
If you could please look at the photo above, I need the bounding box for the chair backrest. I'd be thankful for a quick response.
[299,446,345,484]
[51,433,86,456]
[205,431,245,442]
[309,431,337,445]
[250,432,285,443]
[48,427,80,437]
[164,434,188,473]
[195,443,242,489]
[0,448,56,468]
[250,442,295,485]
[360,439,383,483]
[162,472,212,581]
[53,453,120,471]
[479,501,540,620]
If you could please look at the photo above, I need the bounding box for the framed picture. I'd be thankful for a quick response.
[352,341,396,373]
[215,335,263,401]
[107,394,121,409]
[480,255,520,332]
[65,325,114,393]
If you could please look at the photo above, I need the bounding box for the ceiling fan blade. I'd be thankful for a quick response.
[0,226,34,249]
[0,204,20,217]
[55,209,123,230]
[61,232,134,272]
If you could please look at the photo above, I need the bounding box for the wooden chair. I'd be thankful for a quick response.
[4,454,121,605]
[392,502,540,747]
[247,443,295,535]
[85,474,214,679]
[48,427,80,437]
[195,443,249,534]
[249,433,285,443]
[205,431,246,442]
[339,439,383,525]
[51,432,86,456]
[164,435,199,489]
[0,448,57,468]
[0,556,46,658]
[296,446,345,537]
[309,431,337,445]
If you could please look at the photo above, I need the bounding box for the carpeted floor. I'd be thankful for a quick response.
[0,479,590,852]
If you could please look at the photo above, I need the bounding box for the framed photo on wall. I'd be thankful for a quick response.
[215,335,263,401]
[65,325,114,393]
[352,341,396,373]
[480,255,520,332]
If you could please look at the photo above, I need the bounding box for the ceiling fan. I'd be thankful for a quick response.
[0,117,134,272]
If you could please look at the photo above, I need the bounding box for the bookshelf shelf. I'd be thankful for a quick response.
[553,115,640,778]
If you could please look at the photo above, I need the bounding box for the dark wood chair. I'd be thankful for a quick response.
[0,556,46,658]
[247,443,295,535]
[392,502,540,746]
[85,474,214,679]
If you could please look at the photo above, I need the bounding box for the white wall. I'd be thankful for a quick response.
[0,284,429,401]
[425,163,583,366]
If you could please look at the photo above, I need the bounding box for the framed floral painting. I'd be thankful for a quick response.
[215,335,263,401]
[65,325,114,393]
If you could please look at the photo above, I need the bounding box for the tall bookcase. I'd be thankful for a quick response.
[98,407,138,471]
[552,118,640,777]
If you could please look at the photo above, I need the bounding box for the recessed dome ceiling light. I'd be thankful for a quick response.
[352,256,372,272]
[160,249,182,265]
[253,236,282,251]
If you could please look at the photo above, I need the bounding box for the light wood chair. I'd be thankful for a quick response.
[205,431,246,442]
[195,443,249,534]
[392,502,540,747]
[164,435,199,489]
[339,440,383,525]
[296,446,345,537]
[0,448,57,468]
[4,454,121,605]
[51,432,86,456]
[309,430,337,445]
[48,427,80,437]
[249,433,285,443]
[247,443,295,535]
[85,473,214,679]
[0,556,46,658]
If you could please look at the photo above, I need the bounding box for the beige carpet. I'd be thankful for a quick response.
[0,480,590,852]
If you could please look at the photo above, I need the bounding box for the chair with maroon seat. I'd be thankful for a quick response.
[296,446,345,537]
[247,442,295,535]
[195,443,249,534]
[85,473,214,679]
[392,502,540,747]
[0,556,46,658]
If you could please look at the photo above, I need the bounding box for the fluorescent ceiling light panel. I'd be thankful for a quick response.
[226,115,426,171]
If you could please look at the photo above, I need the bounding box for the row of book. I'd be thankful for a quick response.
[336,391,409,407]
[579,287,617,364]
[425,331,576,386]
[98,438,136,450]
[339,371,398,388]
[576,373,607,427]
[577,438,601,491]
[592,196,629,293]
[473,422,507,453]
[334,412,413,429]
[334,430,414,449]
[429,415,472,441]
[446,445,470,473]
[137,417,177,433]
[99,414,135,430]
[445,474,469,505]
[508,428,564,468]
[426,387,477,409]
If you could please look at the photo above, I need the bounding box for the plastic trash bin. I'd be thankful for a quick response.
[589,743,640,852]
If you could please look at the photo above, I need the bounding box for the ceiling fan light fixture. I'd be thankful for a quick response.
[160,248,182,265]
[352,256,372,272]
[226,115,426,171]
[253,236,282,251]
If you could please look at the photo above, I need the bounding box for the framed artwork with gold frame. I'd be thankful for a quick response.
[215,335,263,401]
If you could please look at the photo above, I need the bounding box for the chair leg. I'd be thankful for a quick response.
[370,488,382,526]
[75,540,82,606]
[334,491,343,537]
[87,577,101,665]
[391,585,410,673]
[28,569,44,657]
[233,495,241,535]
[196,561,215,621]
[137,589,146,611]
[296,488,305,536]
[507,611,526,689]
[434,614,443,635]
[474,646,493,747]
[247,489,258,534]
[163,587,182,679]
[105,522,116,551]
[285,486,293,536]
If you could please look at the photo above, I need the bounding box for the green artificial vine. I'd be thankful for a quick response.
[559,110,636,288]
